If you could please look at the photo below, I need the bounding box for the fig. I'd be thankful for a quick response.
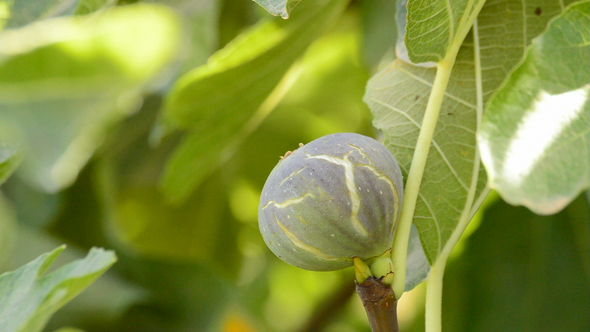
[258,133,403,271]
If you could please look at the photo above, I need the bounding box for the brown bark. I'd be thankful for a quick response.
[356,276,399,332]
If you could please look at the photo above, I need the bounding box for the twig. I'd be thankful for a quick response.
[356,277,398,332]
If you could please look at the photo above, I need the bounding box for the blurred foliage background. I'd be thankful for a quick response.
[0,0,588,331]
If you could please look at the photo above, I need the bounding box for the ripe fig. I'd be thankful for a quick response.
[258,133,403,271]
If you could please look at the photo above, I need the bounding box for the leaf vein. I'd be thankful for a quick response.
[418,192,442,255]
[396,66,477,109]
[431,140,470,191]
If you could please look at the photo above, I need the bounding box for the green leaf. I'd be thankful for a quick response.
[2,220,141,330]
[0,246,117,332]
[252,0,303,19]
[442,195,590,332]
[159,0,347,204]
[478,1,590,215]
[0,4,181,193]
[404,0,485,63]
[365,0,576,263]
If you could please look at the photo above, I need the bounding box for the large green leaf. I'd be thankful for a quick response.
[252,0,303,19]
[365,0,576,263]
[158,0,347,204]
[478,2,590,215]
[0,4,181,193]
[0,246,116,332]
[404,0,485,63]
[2,224,142,332]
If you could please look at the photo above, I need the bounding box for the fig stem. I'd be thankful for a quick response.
[356,277,399,332]
[354,257,373,283]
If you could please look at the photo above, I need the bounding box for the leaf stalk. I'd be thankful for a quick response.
[390,59,455,298]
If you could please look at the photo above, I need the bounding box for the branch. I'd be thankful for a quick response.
[356,276,399,332]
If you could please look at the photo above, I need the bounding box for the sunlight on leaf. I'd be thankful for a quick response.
[479,1,590,215]
[366,0,576,263]
[0,4,181,193]
[500,89,587,186]
[0,246,116,332]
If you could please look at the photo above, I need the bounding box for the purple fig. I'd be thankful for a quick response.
[259,133,403,271]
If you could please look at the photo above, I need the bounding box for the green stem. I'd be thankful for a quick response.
[425,259,446,332]
[391,0,488,302]
[424,189,478,332]
[391,59,455,298]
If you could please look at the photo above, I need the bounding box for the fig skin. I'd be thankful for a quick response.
[258,133,403,271]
